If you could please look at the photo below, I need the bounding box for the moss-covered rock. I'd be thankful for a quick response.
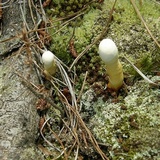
[82,76,160,159]
[46,0,160,159]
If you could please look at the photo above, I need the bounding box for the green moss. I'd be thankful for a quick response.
[48,6,103,65]
[48,26,72,64]
[140,0,160,19]
[127,53,154,79]
[50,0,99,17]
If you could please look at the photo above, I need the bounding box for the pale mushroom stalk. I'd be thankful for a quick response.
[98,38,124,90]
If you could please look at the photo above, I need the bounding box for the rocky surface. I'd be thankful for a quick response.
[0,1,44,160]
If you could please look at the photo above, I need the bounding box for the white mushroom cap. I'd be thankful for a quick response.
[98,38,118,64]
[42,51,55,68]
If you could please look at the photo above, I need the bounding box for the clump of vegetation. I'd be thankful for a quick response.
[41,0,160,159]
[127,53,153,80]
[47,0,91,17]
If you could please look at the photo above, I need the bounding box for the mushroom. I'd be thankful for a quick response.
[42,51,57,76]
[98,38,124,90]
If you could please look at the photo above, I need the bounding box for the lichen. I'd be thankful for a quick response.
[82,76,160,159]
[19,147,43,160]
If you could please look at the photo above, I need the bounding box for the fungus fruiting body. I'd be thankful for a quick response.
[42,51,57,76]
[98,38,124,90]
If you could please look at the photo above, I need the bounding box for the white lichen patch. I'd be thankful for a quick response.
[81,76,160,159]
